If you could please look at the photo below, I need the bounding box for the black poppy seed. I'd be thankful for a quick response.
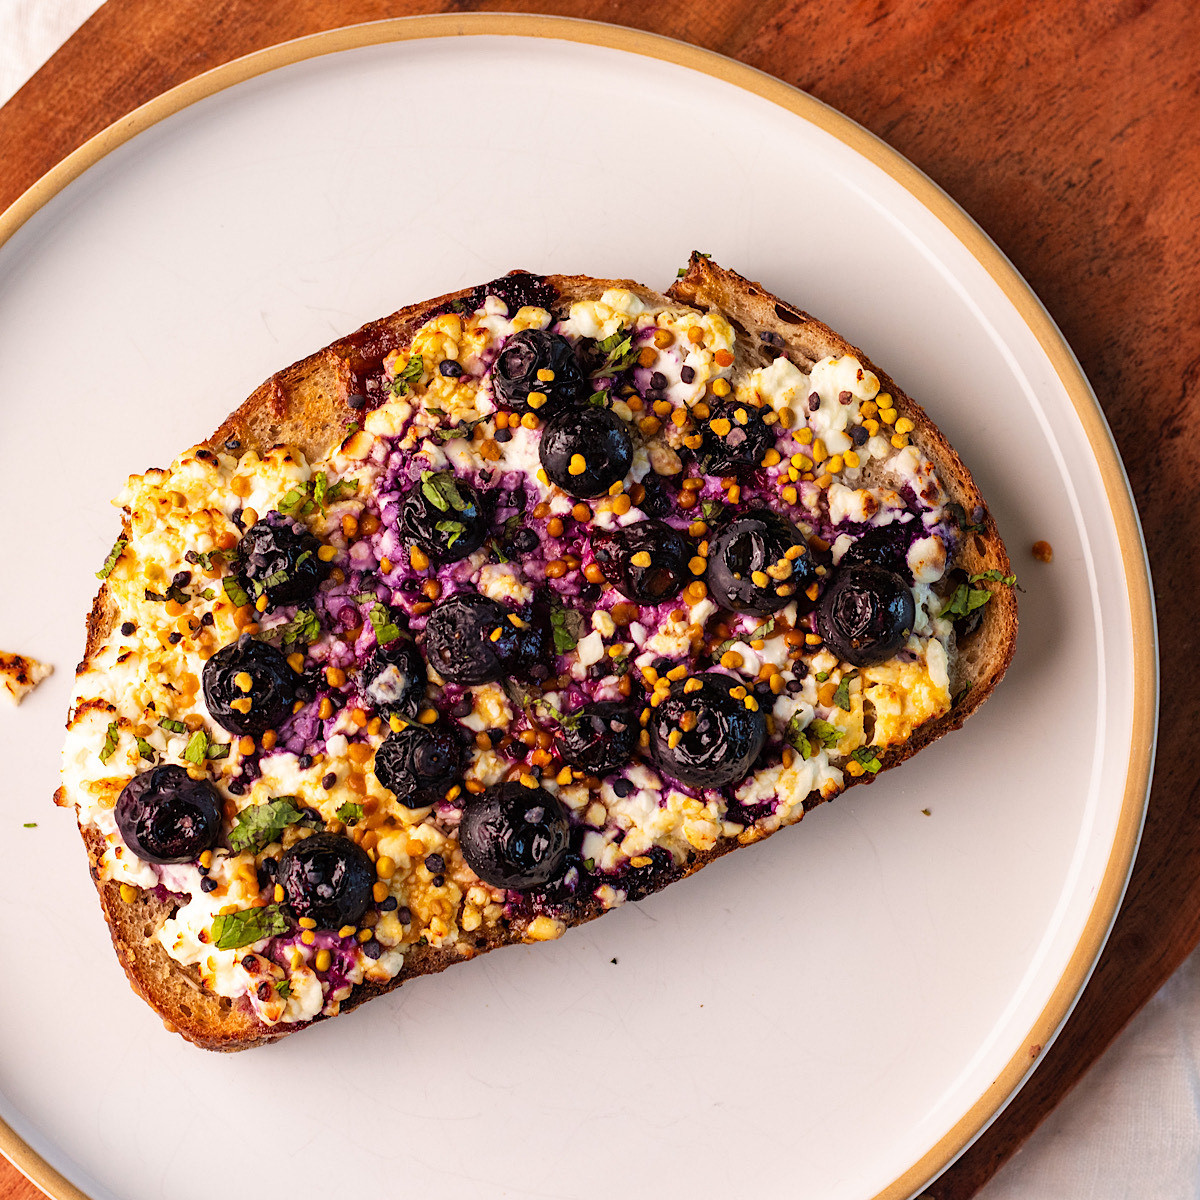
[261,858,278,876]
[172,570,192,587]
[322,772,337,789]
[297,754,313,770]
[644,390,665,404]
[786,677,804,694]
[449,696,473,719]
[120,621,135,636]
[808,392,820,411]
[425,853,445,873]
[397,906,412,925]
[613,778,634,798]
[838,390,853,405]
[228,780,245,796]
[439,359,464,377]
[650,371,668,391]
[432,874,445,888]
[242,954,257,970]
[495,428,513,443]
[201,611,215,627]
[224,438,241,451]
[679,365,696,384]
[381,896,398,912]
[528,663,550,682]
[200,876,217,893]
[168,631,182,645]
[362,939,383,960]
[851,425,869,446]
[257,982,272,1001]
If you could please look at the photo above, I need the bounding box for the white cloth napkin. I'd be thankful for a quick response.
[0,2,1190,1197]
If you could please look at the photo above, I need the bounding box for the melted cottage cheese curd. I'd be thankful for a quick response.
[61,273,976,1029]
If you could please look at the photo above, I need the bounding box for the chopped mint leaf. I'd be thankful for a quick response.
[971,569,1017,586]
[325,477,359,505]
[701,499,723,521]
[135,737,156,762]
[206,741,230,761]
[183,730,209,765]
[676,267,687,278]
[96,537,127,580]
[610,654,629,677]
[784,713,811,759]
[939,570,1017,619]
[201,588,216,601]
[850,746,882,774]
[222,576,251,608]
[23,823,37,828]
[228,796,305,854]
[549,602,583,655]
[587,390,609,407]
[814,670,830,682]
[952,683,973,707]
[366,603,401,646]
[388,355,425,396]
[946,502,986,534]
[582,857,596,872]
[276,980,292,1000]
[211,904,290,951]
[435,518,467,547]
[272,607,321,649]
[808,718,842,750]
[715,617,776,658]
[832,671,857,711]
[159,717,187,735]
[336,801,364,826]
[99,721,119,764]
[420,469,469,514]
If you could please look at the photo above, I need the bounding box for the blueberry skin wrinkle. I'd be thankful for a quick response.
[114,765,222,865]
[459,783,571,890]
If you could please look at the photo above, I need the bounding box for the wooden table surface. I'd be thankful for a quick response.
[2,1,1197,1197]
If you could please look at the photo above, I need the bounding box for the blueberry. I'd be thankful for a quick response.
[421,591,519,685]
[398,473,488,563]
[706,509,817,614]
[701,401,774,475]
[278,833,375,930]
[233,512,331,611]
[202,634,298,736]
[114,765,221,865]
[648,672,767,789]
[539,407,633,498]
[459,782,570,890]
[491,330,584,416]
[840,524,913,580]
[591,519,690,604]
[372,723,464,808]
[816,566,915,666]
[556,701,638,775]
[358,633,427,718]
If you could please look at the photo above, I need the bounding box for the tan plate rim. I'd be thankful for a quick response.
[0,14,1157,1200]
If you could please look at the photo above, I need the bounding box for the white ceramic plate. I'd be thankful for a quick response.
[0,17,1155,1200]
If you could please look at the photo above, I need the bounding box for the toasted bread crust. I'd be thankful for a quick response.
[68,261,1016,1050]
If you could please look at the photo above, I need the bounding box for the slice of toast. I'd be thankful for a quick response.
[59,257,1016,1050]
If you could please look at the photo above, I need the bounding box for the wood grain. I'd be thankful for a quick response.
[2,2,1197,1198]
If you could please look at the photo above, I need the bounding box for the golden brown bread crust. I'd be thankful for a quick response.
[68,260,1017,1050]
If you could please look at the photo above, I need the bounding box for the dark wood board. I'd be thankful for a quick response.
[1,2,1196,1198]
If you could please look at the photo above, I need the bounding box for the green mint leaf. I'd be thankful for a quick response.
[595,330,626,354]
[808,718,842,750]
[784,713,811,759]
[228,797,305,854]
[970,569,1017,586]
[582,857,596,872]
[850,746,882,774]
[952,683,973,707]
[701,499,723,521]
[277,484,314,517]
[183,730,209,765]
[211,904,290,951]
[435,518,466,548]
[23,823,37,828]
[201,588,216,601]
[832,671,857,711]
[159,717,187,735]
[676,267,687,278]
[96,537,128,580]
[610,654,629,677]
[223,576,251,608]
[549,602,582,655]
[714,616,776,658]
[420,469,469,514]
[326,477,359,504]
[814,671,830,682]
[206,741,231,760]
[389,355,425,396]
[946,502,986,534]
[100,721,120,764]
[336,801,364,826]
[135,737,156,762]
[276,980,292,999]
[587,390,608,407]
[272,607,321,649]
[366,603,401,646]
[312,473,328,511]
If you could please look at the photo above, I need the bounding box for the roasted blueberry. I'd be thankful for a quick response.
[556,701,639,775]
[202,634,298,736]
[840,524,913,579]
[358,633,427,718]
[422,591,519,685]
[706,509,817,615]
[591,520,690,604]
[491,329,585,416]
[114,765,221,865]
[278,833,375,930]
[459,782,570,889]
[233,511,331,611]
[397,471,488,562]
[539,407,633,498]
[701,401,774,475]
[373,722,464,807]
[816,565,915,666]
[648,672,767,789]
